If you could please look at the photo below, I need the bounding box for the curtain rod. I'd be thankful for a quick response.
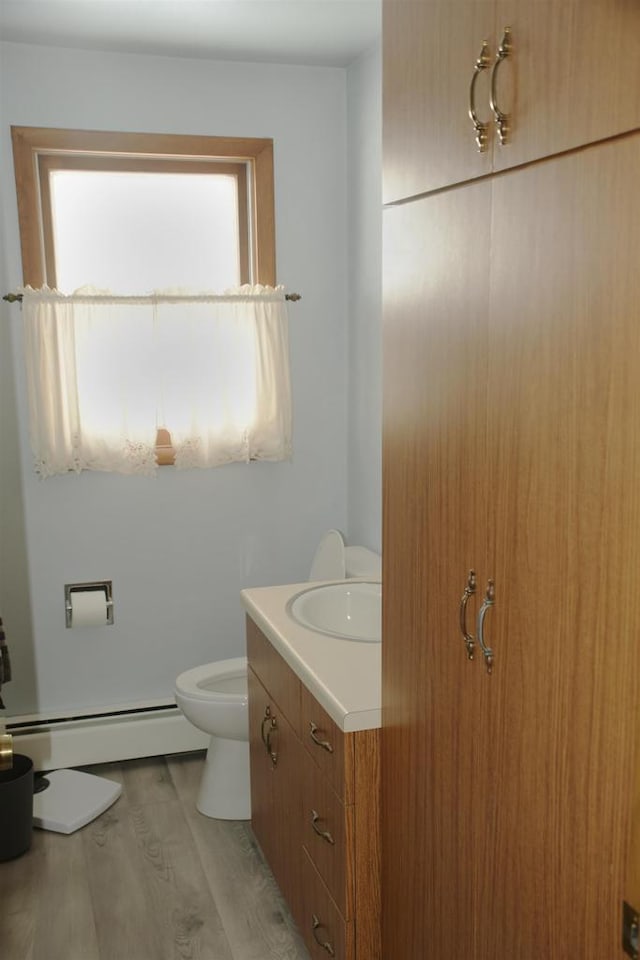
[4,291,302,303]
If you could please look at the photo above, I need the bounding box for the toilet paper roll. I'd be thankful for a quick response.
[70,590,108,627]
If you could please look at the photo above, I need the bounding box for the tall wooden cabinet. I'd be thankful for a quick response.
[382,3,640,959]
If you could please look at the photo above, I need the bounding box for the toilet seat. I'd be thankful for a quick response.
[176,657,247,702]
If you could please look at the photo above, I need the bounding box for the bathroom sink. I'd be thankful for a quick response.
[287,581,381,642]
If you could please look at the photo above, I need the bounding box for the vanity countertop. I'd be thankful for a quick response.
[241,580,381,733]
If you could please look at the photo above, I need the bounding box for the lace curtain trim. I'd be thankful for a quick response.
[21,285,292,478]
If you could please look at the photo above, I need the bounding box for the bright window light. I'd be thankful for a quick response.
[49,170,241,294]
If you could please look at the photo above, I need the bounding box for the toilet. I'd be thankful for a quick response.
[174,657,250,819]
[174,530,381,820]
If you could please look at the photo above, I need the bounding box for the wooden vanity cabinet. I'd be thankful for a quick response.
[246,616,381,960]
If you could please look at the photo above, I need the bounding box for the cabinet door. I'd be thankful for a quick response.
[480,132,640,958]
[383,0,495,203]
[492,1,640,174]
[248,666,305,924]
[383,1,640,202]
[248,666,276,865]
[382,132,640,958]
[381,184,491,958]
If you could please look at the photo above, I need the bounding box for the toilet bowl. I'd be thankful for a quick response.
[175,531,381,820]
[175,657,249,819]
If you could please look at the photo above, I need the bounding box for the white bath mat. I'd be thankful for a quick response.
[33,768,122,834]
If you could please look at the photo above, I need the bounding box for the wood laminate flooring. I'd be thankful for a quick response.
[0,752,311,960]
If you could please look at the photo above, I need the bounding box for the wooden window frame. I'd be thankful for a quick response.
[11,126,277,466]
[11,126,276,289]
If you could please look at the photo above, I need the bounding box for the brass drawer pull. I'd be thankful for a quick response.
[468,39,492,152]
[490,27,512,145]
[260,705,271,746]
[459,569,477,660]
[477,579,495,674]
[311,809,336,845]
[265,715,278,766]
[309,721,334,754]
[312,915,335,957]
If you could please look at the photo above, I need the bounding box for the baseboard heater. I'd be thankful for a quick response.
[6,699,209,772]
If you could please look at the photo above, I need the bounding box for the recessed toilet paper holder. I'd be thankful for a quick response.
[65,581,114,628]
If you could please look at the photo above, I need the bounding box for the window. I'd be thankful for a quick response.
[12,127,276,290]
[45,161,248,292]
[11,128,291,476]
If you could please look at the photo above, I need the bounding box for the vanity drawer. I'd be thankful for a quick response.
[246,616,301,736]
[302,748,354,920]
[300,681,354,803]
[301,849,354,960]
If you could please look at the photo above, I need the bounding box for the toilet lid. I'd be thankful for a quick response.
[309,529,346,581]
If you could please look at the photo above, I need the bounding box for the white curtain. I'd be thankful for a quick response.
[21,285,292,477]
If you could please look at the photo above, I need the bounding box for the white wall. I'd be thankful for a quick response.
[0,41,350,716]
[0,45,36,724]
[346,44,382,552]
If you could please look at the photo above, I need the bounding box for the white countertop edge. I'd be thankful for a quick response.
[241,581,382,734]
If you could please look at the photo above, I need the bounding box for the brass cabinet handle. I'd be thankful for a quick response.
[477,579,495,674]
[468,40,492,153]
[265,715,278,766]
[312,915,335,957]
[309,721,334,754]
[490,27,512,145]
[311,809,336,845]
[260,705,271,747]
[459,569,477,660]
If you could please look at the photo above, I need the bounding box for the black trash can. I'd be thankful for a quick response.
[0,753,34,861]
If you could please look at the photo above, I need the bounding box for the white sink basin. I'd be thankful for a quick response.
[287,581,381,642]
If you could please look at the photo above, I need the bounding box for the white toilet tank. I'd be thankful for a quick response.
[344,545,382,579]
[309,530,381,581]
